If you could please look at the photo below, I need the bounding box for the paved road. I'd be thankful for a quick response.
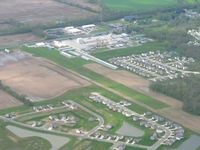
[0,101,154,150]
[14,100,104,136]
[0,116,152,149]
[89,94,173,150]
[67,100,104,136]
[12,59,174,150]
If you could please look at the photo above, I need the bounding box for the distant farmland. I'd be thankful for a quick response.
[102,0,200,12]
[0,0,96,34]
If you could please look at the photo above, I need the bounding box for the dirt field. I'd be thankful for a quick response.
[0,33,41,48]
[0,0,95,26]
[0,90,22,109]
[62,0,101,12]
[85,63,182,107]
[85,63,200,133]
[158,107,200,133]
[0,52,90,101]
[85,63,150,90]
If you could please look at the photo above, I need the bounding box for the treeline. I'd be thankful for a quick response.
[0,81,33,106]
[1,1,199,37]
[0,16,99,37]
[150,76,200,115]
[141,6,200,62]
[55,0,100,13]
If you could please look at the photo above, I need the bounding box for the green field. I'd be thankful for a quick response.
[125,146,146,150]
[94,41,169,60]
[63,139,112,150]
[102,0,200,12]
[103,0,179,12]
[16,108,98,131]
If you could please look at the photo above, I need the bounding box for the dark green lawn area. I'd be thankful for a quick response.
[94,41,169,60]
[16,107,98,132]
[61,139,112,150]
[103,0,179,12]
[102,0,200,12]
[125,146,146,150]
[22,47,168,109]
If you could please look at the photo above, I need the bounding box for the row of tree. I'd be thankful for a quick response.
[0,81,33,106]
[150,76,200,115]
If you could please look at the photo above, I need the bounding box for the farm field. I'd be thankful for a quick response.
[0,90,22,109]
[102,0,200,12]
[57,0,101,12]
[23,47,168,109]
[84,64,182,108]
[20,26,200,133]
[1,1,200,149]
[85,63,150,92]
[0,33,41,48]
[0,52,90,101]
[84,63,182,107]
[0,0,97,38]
[157,107,200,134]
[20,44,200,136]
[84,63,200,133]
[0,0,95,26]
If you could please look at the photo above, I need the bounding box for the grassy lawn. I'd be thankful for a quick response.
[102,0,179,12]
[16,108,98,131]
[102,0,200,12]
[125,146,147,150]
[186,0,200,4]
[22,47,168,109]
[94,41,169,60]
[0,104,32,116]
[62,139,112,150]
